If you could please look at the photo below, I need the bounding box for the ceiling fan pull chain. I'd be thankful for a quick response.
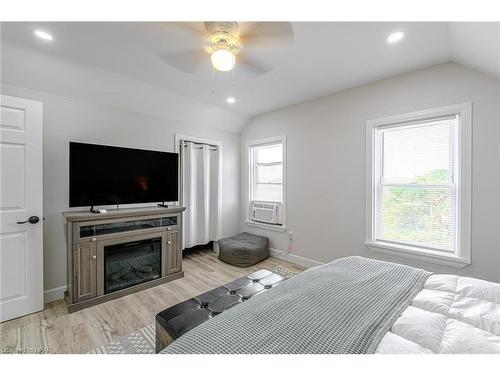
[212,66,216,94]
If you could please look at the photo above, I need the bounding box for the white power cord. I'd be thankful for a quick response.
[274,231,294,256]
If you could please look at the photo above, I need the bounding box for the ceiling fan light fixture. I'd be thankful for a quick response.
[211,48,236,72]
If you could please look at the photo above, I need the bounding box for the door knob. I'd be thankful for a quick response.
[17,216,40,225]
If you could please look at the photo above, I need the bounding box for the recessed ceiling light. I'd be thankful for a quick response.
[226,97,236,104]
[34,30,53,41]
[387,31,405,44]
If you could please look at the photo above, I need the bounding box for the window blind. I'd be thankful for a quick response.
[250,142,283,202]
[376,118,457,252]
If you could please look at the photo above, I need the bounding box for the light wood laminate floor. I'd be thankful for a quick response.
[0,250,303,354]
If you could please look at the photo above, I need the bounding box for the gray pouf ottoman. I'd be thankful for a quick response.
[218,232,270,267]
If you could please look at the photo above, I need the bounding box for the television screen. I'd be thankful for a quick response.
[69,142,178,207]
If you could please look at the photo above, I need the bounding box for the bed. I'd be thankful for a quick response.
[377,273,500,353]
[162,256,500,354]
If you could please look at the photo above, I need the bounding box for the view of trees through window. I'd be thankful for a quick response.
[381,169,455,251]
[377,119,457,252]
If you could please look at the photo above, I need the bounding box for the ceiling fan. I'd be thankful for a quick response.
[159,22,294,77]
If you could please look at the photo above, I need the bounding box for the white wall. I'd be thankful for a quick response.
[1,44,244,296]
[241,63,500,282]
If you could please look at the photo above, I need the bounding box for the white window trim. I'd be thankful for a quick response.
[245,220,288,232]
[365,103,472,268]
[245,135,287,231]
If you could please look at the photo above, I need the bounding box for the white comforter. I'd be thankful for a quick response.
[376,274,500,354]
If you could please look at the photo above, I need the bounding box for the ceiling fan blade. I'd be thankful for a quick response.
[160,22,208,39]
[236,53,274,77]
[240,22,294,48]
[158,49,209,74]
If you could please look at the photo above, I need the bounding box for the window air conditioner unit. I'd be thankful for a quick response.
[250,201,281,225]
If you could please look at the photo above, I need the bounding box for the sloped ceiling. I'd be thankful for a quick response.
[1,22,498,119]
[449,22,500,80]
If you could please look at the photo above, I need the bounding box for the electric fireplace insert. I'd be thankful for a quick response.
[104,237,161,294]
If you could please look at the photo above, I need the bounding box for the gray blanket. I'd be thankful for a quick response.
[162,256,431,354]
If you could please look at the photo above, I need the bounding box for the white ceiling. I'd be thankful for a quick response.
[1,22,499,117]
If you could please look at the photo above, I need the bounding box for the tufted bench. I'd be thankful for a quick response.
[155,269,286,353]
[218,232,270,267]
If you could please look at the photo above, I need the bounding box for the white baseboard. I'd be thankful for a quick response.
[44,285,67,304]
[269,248,324,269]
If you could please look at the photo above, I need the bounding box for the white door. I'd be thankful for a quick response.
[0,95,43,322]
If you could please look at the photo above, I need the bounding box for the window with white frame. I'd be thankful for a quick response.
[247,137,286,228]
[366,103,472,267]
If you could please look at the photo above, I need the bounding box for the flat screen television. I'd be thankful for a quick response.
[69,142,178,207]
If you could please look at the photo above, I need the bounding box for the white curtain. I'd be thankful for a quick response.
[181,141,220,249]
